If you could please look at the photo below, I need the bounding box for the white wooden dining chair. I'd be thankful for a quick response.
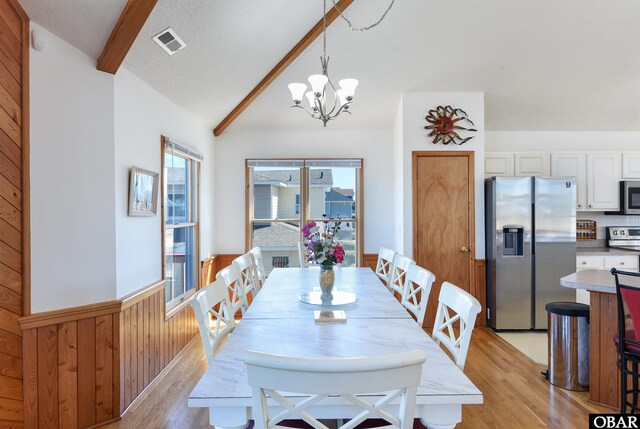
[388,254,415,299]
[244,349,426,429]
[216,263,250,316]
[432,281,482,371]
[249,247,267,287]
[400,265,436,326]
[234,253,258,298]
[375,247,397,288]
[298,241,309,268]
[190,278,236,366]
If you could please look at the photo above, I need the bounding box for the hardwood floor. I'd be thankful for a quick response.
[105,328,608,429]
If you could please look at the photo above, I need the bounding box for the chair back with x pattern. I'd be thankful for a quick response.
[375,247,397,289]
[388,254,415,299]
[233,253,258,298]
[216,263,249,316]
[249,247,267,287]
[432,281,482,371]
[400,265,436,326]
[190,278,236,366]
[244,349,425,429]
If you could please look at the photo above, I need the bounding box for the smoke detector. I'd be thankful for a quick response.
[152,28,186,55]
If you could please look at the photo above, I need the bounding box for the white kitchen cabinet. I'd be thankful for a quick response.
[622,152,640,179]
[604,255,639,270]
[550,153,587,210]
[575,253,640,304]
[514,153,550,177]
[585,153,621,210]
[484,153,514,178]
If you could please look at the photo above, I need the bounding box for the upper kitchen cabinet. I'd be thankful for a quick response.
[622,153,640,179]
[485,152,514,178]
[514,153,550,177]
[586,153,621,210]
[550,153,587,210]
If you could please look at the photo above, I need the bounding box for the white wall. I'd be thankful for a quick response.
[114,69,215,299]
[30,23,117,312]
[392,98,404,252]
[486,131,640,152]
[214,130,394,254]
[396,92,486,259]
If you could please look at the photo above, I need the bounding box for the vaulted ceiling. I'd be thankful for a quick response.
[19,0,640,132]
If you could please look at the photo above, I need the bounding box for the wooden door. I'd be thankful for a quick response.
[413,152,474,328]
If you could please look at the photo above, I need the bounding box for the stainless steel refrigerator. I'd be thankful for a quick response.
[485,177,577,330]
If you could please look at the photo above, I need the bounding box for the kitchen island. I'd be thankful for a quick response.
[561,269,640,409]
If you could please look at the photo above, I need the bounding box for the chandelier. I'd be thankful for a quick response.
[287,0,358,127]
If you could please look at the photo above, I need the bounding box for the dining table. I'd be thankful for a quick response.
[188,267,483,429]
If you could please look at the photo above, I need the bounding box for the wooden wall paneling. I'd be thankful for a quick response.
[474,259,487,328]
[113,312,121,418]
[362,254,377,272]
[77,318,96,428]
[143,297,150,389]
[122,307,132,410]
[201,256,217,287]
[57,321,77,429]
[0,262,19,295]
[37,325,57,428]
[154,293,160,380]
[22,328,35,427]
[0,347,21,379]
[136,302,143,398]
[95,314,113,421]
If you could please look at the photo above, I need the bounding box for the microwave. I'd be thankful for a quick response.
[621,181,640,215]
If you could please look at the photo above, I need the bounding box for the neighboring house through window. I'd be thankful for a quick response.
[162,137,202,313]
[246,159,363,274]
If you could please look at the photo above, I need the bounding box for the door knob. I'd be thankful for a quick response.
[460,246,469,253]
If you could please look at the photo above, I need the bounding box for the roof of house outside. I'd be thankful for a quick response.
[253,222,300,247]
[253,169,333,186]
[325,188,354,202]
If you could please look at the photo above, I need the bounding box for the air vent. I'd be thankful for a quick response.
[152,28,186,55]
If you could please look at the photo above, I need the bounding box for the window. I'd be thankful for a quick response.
[163,137,202,312]
[247,159,363,274]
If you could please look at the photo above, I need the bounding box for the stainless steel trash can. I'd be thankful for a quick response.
[545,302,590,391]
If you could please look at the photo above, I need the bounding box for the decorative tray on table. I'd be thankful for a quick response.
[298,290,357,306]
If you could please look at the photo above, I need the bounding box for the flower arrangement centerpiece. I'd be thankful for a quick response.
[302,218,345,300]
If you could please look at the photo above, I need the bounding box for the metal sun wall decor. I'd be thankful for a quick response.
[424,105,477,145]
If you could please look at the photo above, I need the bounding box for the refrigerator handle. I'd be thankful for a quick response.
[531,202,535,255]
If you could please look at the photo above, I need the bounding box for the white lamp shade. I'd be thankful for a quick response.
[288,83,307,102]
[338,78,359,99]
[336,89,348,106]
[308,74,328,95]
[305,92,317,109]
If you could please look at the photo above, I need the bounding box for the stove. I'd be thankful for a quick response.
[607,226,640,251]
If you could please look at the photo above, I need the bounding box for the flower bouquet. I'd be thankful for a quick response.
[302,218,345,300]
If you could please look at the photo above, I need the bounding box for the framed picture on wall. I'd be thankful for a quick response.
[128,166,159,216]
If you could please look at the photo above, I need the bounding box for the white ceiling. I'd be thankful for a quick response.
[20,0,127,60]
[19,0,640,132]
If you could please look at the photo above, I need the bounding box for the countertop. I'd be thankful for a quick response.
[577,247,640,256]
[561,269,640,293]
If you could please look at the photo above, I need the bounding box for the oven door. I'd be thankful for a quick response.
[624,181,640,214]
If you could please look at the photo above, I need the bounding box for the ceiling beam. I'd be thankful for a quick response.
[97,0,158,74]
[213,0,355,137]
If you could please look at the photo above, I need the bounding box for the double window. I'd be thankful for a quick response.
[246,159,363,274]
[162,137,201,312]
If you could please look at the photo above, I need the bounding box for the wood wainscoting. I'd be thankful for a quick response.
[0,0,29,427]
[19,280,199,428]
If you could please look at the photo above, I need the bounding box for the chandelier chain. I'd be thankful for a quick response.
[330,0,396,32]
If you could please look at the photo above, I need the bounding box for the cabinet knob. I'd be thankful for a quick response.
[621,262,625,265]
[578,204,582,208]
[588,204,592,208]
[581,261,587,265]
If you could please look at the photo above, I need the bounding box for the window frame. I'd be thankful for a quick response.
[245,159,364,267]
[161,136,201,318]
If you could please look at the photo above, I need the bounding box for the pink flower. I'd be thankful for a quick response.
[302,221,316,238]
[333,245,345,264]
